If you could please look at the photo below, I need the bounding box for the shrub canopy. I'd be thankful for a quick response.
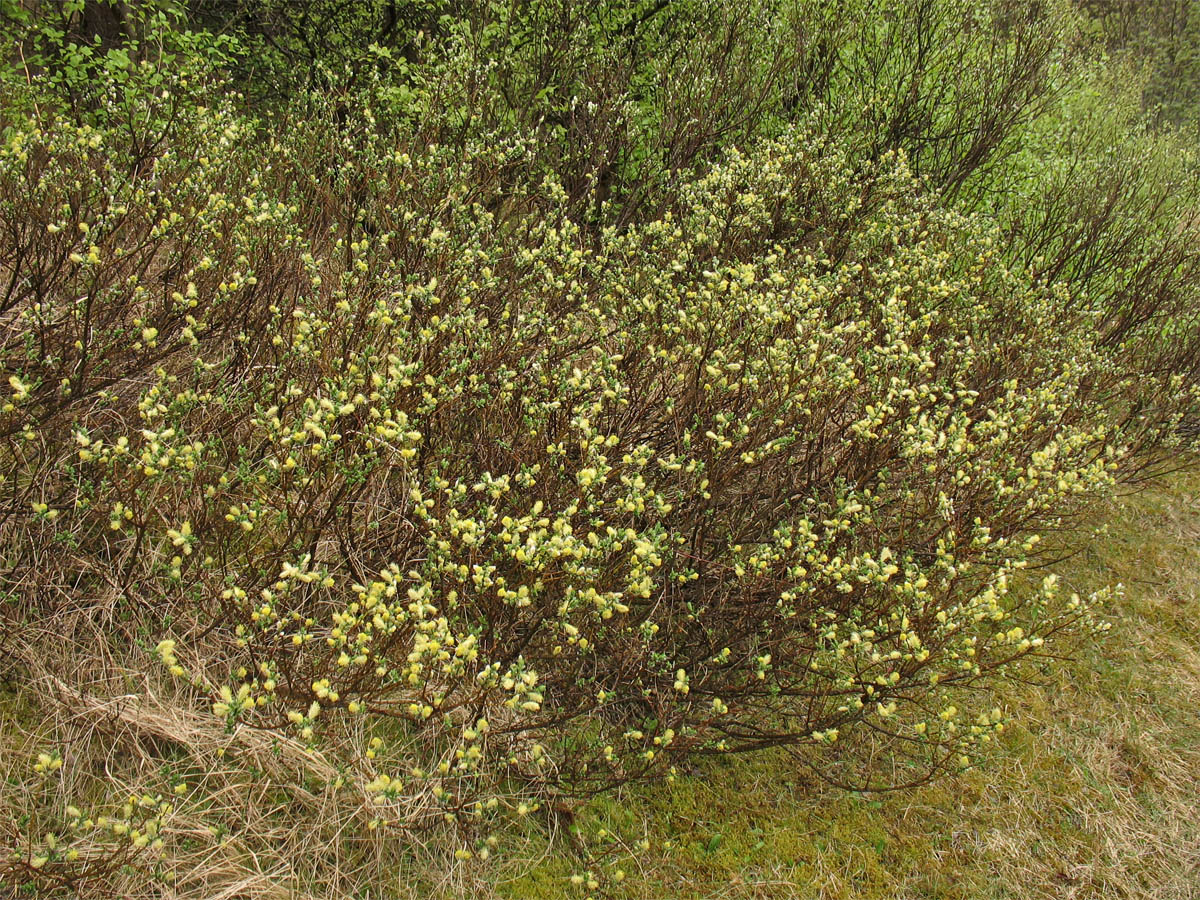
[1,0,1199,895]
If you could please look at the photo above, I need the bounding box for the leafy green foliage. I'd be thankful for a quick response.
[0,2,1197,897]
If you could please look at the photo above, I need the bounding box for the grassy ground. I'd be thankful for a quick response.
[487,473,1200,899]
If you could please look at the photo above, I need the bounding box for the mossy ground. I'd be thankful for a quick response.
[489,473,1200,899]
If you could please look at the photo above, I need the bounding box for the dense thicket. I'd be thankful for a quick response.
[1,1,1198,896]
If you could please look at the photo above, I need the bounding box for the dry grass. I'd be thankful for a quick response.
[4,474,1200,899]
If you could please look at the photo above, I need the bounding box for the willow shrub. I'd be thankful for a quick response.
[1,60,1196,890]
[987,57,1200,407]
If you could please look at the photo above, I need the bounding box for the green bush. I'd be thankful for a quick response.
[1,2,1198,896]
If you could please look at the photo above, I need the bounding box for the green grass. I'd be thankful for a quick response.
[487,474,1200,899]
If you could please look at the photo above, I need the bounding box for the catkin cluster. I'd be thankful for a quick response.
[0,42,1194,893]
